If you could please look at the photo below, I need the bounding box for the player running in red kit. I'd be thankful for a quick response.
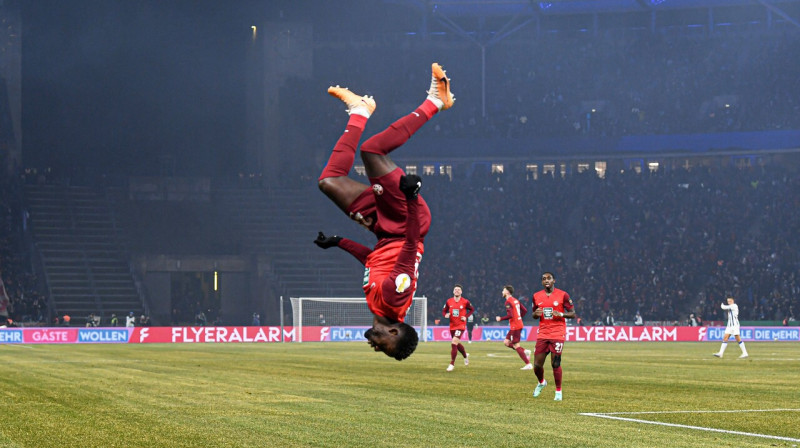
[442,284,474,371]
[531,272,576,401]
[495,285,533,370]
[314,63,455,360]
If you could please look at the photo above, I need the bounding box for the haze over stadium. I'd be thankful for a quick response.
[0,0,799,446]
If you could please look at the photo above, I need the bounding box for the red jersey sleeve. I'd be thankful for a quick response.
[563,292,574,311]
[338,238,372,265]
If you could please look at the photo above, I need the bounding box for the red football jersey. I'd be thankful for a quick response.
[363,240,424,322]
[532,288,574,340]
[503,296,525,331]
[442,297,474,331]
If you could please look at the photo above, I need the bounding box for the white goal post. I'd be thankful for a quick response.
[290,296,428,343]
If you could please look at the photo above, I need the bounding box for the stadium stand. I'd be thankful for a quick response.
[24,184,143,325]
[214,185,364,298]
[1,177,46,325]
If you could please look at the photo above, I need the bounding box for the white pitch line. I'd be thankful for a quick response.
[699,358,800,361]
[486,353,515,358]
[580,411,800,443]
[597,409,800,415]
[5,358,143,364]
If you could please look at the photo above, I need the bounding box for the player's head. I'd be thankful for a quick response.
[365,318,418,361]
[726,295,735,304]
[453,284,463,296]
[503,285,514,297]
[541,272,556,290]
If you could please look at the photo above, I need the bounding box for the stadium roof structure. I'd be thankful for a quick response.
[373,0,800,54]
[388,0,800,17]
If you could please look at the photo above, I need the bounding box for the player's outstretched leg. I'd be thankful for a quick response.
[318,86,376,215]
[517,346,532,369]
[360,63,455,178]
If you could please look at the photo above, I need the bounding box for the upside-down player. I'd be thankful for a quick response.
[495,285,533,370]
[314,63,455,360]
[531,272,575,401]
[442,284,474,371]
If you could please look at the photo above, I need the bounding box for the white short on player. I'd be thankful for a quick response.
[721,301,740,336]
[724,325,740,336]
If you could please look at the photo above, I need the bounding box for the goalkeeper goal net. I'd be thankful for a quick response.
[289,296,428,343]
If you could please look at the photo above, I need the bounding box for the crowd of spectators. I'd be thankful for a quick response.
[414,162,799,326]
[479,29,800,138]
[303,27,799,146]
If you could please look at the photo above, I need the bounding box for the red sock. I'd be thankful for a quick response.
[360,106,430,156]
[450,344,458,364]
[457,343,467,357]
[515,347,529,363]
[418,99,439,120]
[553,366,563,390]
[534,365,545,382]
[318,115,367,180]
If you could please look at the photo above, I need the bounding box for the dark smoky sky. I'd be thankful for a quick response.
[21,0,396,177]
[21,1,260,176]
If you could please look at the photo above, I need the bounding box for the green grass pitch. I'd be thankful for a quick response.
[1,341,798,447]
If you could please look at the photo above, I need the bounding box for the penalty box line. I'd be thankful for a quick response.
[579,409,800,443]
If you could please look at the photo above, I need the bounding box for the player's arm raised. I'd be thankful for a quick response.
[314,232,372,265]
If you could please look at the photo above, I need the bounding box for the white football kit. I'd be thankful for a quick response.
[714,301,748,358]
[721,303,740,335]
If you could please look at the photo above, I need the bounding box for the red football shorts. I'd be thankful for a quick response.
[346,168,431,237]
[534,339,565,355]
[506,329,523,344]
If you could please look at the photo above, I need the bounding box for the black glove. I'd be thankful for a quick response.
[399,174,422,200]
[314,231,342,249]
